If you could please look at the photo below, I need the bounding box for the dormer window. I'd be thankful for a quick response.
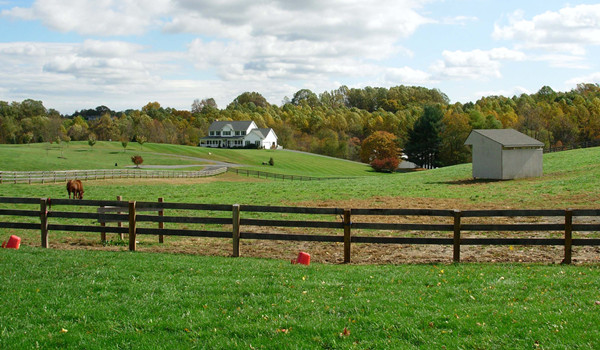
[222,131,231,136]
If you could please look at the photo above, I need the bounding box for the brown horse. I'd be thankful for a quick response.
[66,179,84,199]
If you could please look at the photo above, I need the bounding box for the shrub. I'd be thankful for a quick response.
[370,157,399,172]
[269,157,274,166]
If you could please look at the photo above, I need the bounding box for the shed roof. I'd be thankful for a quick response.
[465,129,543,147]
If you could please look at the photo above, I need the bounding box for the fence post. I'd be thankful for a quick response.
[117,195,124,240]
[563,209,573,264]
[343,209,351,263]
[453,210,461,263]
[158,197,164,243]
[100,221,107,242]
[40,198,49,248]
[232,204,241,257]
[128,201,137,251]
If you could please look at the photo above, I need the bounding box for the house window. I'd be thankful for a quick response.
[215,131,221,136]
[209,131,214,136]
[223,131,231,136]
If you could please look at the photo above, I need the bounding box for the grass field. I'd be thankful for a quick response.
[1,144,599,209]
[2,248,600,349]
[1,143,600,348]
[0,141,375,177]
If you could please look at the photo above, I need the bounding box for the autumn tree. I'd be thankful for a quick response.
[439,105,471,166]
[360,131,399,172]
[131,155,143,168]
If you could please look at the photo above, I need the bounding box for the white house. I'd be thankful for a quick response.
[199,120,278,149]
[464,129,544,180]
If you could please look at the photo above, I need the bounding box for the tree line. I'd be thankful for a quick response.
[1,83,599,168]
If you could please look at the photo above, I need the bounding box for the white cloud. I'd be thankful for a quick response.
[441,15,478,26]
[430,48,525,80]
[493,4,600,55]
[565,72,600,86]
[80,40,144,58]
[534,54,589,70]
[3,0,435,91]
[474,86,530,100]
[174,1,433,84]
[2,0,171,36]
[384,67,433,85]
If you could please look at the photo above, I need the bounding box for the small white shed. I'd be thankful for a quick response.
[464,129,544,180]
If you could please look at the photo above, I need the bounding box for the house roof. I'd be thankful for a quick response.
[208,120,254,132]
[465,129,543,147]
[253,128,274,138]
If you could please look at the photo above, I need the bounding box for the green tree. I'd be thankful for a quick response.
[88,134,97,149]
[137,135,146,149]
[229,92,269,109]
[291,89,320,108]
[404,105,443,168]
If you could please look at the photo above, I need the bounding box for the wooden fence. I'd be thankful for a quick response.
[1,196,599,264]
[226,168,348,181]
[0,167,226,184]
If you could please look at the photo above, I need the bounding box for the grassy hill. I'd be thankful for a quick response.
[1,143,599,209]
[0,141,375,177]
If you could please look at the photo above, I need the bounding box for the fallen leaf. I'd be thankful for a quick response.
[341,327,350,336]
[60,328,68,333]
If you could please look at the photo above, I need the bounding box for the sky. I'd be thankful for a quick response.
[1,0,600,115]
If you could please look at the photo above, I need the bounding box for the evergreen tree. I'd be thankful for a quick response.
[404,105,443,168]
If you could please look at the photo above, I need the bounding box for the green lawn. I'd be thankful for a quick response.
[2,146,599,209]
[0,142,375,177]
[1,248,599,349]
[2,144,600,348]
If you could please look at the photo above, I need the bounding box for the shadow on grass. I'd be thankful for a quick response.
[427,178,504,185]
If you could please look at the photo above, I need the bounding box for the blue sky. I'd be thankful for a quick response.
[1,0,600,114]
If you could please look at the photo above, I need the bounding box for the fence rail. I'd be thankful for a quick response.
[544,140,600,153]
[1,196,599,264]
[226,168,348,181]
[0,167,226,184]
